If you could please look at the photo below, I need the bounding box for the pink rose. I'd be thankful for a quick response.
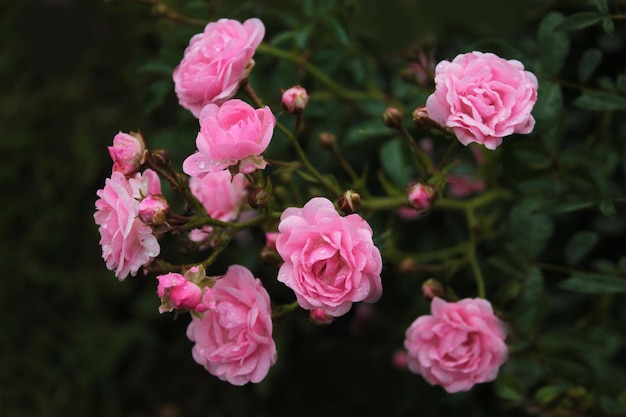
[186,265,276,385]
[426,51,538,150]
[183,99,275,176]
[404,297,508,393]
[173,18,265,117]
[275,197,383,317]
[156,272,203,313]
[190,170,248,221]
[446,174,485,198]
[138,194,170,225]
[94,170,161,280]
[281,85,309,114]
[188,169,248,241]
[108,131,146,176]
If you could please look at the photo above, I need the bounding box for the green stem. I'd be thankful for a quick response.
[272,301,299,320]
[398,125,433,176]
[466,207,486,298]
[256,43,380,102]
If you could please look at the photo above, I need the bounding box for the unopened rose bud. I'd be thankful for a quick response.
[382,107,403,129]
[412,106,439,131]
[108,131,147,176]
[138,194,170,225]
[407,183,436,213]
[309,308,334,326]
[265,232,279,249]
[422,278,445,299]
[282,85,309,114]
[398,257,419,274]
[149,149,170,168]
[248,187,268,209]
[337,189,361,214]
[318,132,336,150]
[156,272,203,313]
[392,350,409,370]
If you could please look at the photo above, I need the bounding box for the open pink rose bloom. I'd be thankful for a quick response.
[186,265,277,385]
[94,169,161,280]
[426,51,538,150]
[404,297,508,393]
[276,197,383,317]
[173,18,265,117]
[183,99,275,176]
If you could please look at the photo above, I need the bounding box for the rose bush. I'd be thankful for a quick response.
[182,99,275,176]
[173,18,265,117]
[186,264,276,385]
[404,297,508,393]
[426,51,538,150]
[275,197,383,317]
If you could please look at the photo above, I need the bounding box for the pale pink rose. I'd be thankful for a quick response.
[190,170,248,221]
[173,18,265,117]
[108,131,146,176]
[426,51,538,150]
[188,169,248,241]
[94,170,161,280]
[265,232,279,249]
[186,265,277,385]
[276,197,383,317]
[156,272,203,313]
[281,85,309,114]
[404,297,508,393]
[183,99,275,176]
[446,174,485,198]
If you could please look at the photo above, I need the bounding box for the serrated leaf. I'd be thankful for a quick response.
[535,385,567,404]
[538,12,570,76]
[574,91,626,111]
[578,48,602,83]
[295,24,313,49]
[599,201,616,217]
[617,74,626,93]
[560,274,626,293]
[556,12,603,31]
[509,202,554,259]
[565,231,599,265]
[380,138,414,188]
[535,200,595,214]
[594,0,609,14]
[603,17,615,34]
[513,147,553,169]
[533,81,563,129]
[327,17,349,45]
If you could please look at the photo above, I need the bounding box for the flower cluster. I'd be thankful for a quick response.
[94,15,538,390]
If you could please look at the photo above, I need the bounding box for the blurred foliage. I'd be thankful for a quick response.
[3,0,626,416]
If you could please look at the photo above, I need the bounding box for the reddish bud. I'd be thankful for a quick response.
[337,189,361,214]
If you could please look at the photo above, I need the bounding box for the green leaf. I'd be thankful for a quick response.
[560,274,626,293]
[617,74,626,94]
[535,200,595,214]
[535,385,567,404]
[533,81,563,129]
[578,48,602,83]
[509,201,554,259]
[495,375,525,401]
[574,91,626,111]
[565,231,599,265]
[511,267,544,335]
[599,201,616,217]
[538,12,570,76]
[594,0,609,14]
[513,147,553,169]
[603,16,615,35]
[327,17,349,45]
[380,138,414,188]
[556,12,603,31]
[295,24,313,49]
